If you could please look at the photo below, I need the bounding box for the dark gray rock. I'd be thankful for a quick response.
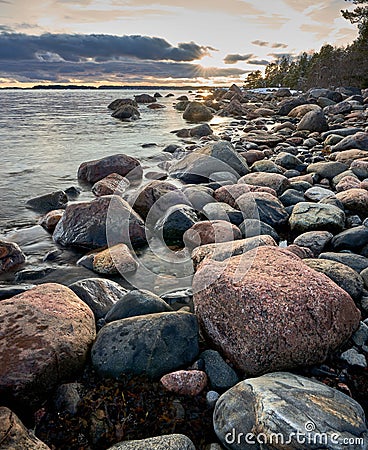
[69,278,128,319]
[293,231,333,256]
[200,350,239,391]
[154,204,199,246]
[297,110,329,132]
[134,93,156,103]
[112,105,140,120]
[91,312,199,378]
[202,202,244,226]
[332,132,368,152]
[105,289,172,322]
[307,161,348,179]
[319,252,368,273]
[279,188,305,206]
[169,140,249,184]
[183,101,213,122]
[77,154,142,183]
[331,226,368,252]
[53,196,147,249]
[239,219,279,243]
[237,192,289,229]
[26,191,68,213]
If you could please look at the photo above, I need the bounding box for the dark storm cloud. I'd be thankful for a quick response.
[0,32,213,62]
[0,58,246,83]
[224,53,254,64]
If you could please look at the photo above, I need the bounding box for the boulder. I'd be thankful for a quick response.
[289,202,345,233]
[134,93,156,103]
[193,246,360,375]
[214,372,367,450]
[331,226,368,251]
[241,130,283,147]
[92,173,129,197]
[293,231,333,256]
[183,220,242,249]
[277,97,306,115]
[92,244,138,275]
[77,154,142,183]
[0,240,26,273]
[154,204,199,246]
[183,185,215,210]
[297,110,329,132]
[160,370,207,396]
[304,186,334,202]
[288,103,321,118]
[191,235,277,270]
[202,202,244,226]
[214,184,277,208]
[0,407,51,449]
[108,98,137,110]
[200,349,239,391]
[189,123,213,137]
[304,258,364,301]
[307,161,348,179]
[169,141,249,184]
[107,434,195,450]
[332,132,368,152]
[69,278,128,319]
[39,209,64,231]
[237,192,289,229]
[183,101,214,122]
[26,191,68,213]
[0,283,95,407]
[336,188,368,214]
[238,172,290,195]
[324,100,352,115]
[131,180,188,221]
[91,312,199,378]
[112,105,140,120]
[105,289,172,323]
[320,252,368,273]
[53,196,146,249]
[239,219,279,242]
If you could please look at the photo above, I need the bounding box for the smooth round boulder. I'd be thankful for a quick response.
[0,283,96,407]
[105,289,172,323]
[297,110,329,132]
[92,244,138,275]
[307,161,348,179]
[91,312,199,378]
[214,372,367,450]
[238,172,290,195]
[183,101,214,122]
[112,105,140,120]
[92,173,129,197]
[336,188,368,214]
[193,246,360,375]
[183,220,242,249]
[293,231,333,256]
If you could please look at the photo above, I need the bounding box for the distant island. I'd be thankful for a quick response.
[0,84,220,90]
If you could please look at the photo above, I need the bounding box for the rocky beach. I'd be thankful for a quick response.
[1,84,368,449]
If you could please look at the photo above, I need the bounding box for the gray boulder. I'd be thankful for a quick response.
[183,101,213,122]
[26,191,68,213]
[107,434,195,450]
[214,372,367,450]
[91,312,199,378]
[289,202,345,233]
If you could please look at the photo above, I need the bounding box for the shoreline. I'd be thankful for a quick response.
[1,84,368,449]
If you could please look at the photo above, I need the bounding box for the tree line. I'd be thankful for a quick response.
[244,0,368,90]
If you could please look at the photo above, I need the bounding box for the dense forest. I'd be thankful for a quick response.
[244,0,368,89]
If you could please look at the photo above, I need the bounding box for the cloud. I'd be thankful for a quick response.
[0,58,247,84]
[0,32,213,62]
[224,53,254,64]
[252,40,270,47]
[271,42,288,49]
[248,59,269,66]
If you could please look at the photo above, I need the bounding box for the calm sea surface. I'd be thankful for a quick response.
[0,88,226,230]
[0,89,231,292]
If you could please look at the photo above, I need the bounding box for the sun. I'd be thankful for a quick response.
[199,53,226,69]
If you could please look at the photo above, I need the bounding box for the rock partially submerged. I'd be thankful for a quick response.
[0,240,26,273]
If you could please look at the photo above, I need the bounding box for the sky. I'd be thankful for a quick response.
[0,0,359,87]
